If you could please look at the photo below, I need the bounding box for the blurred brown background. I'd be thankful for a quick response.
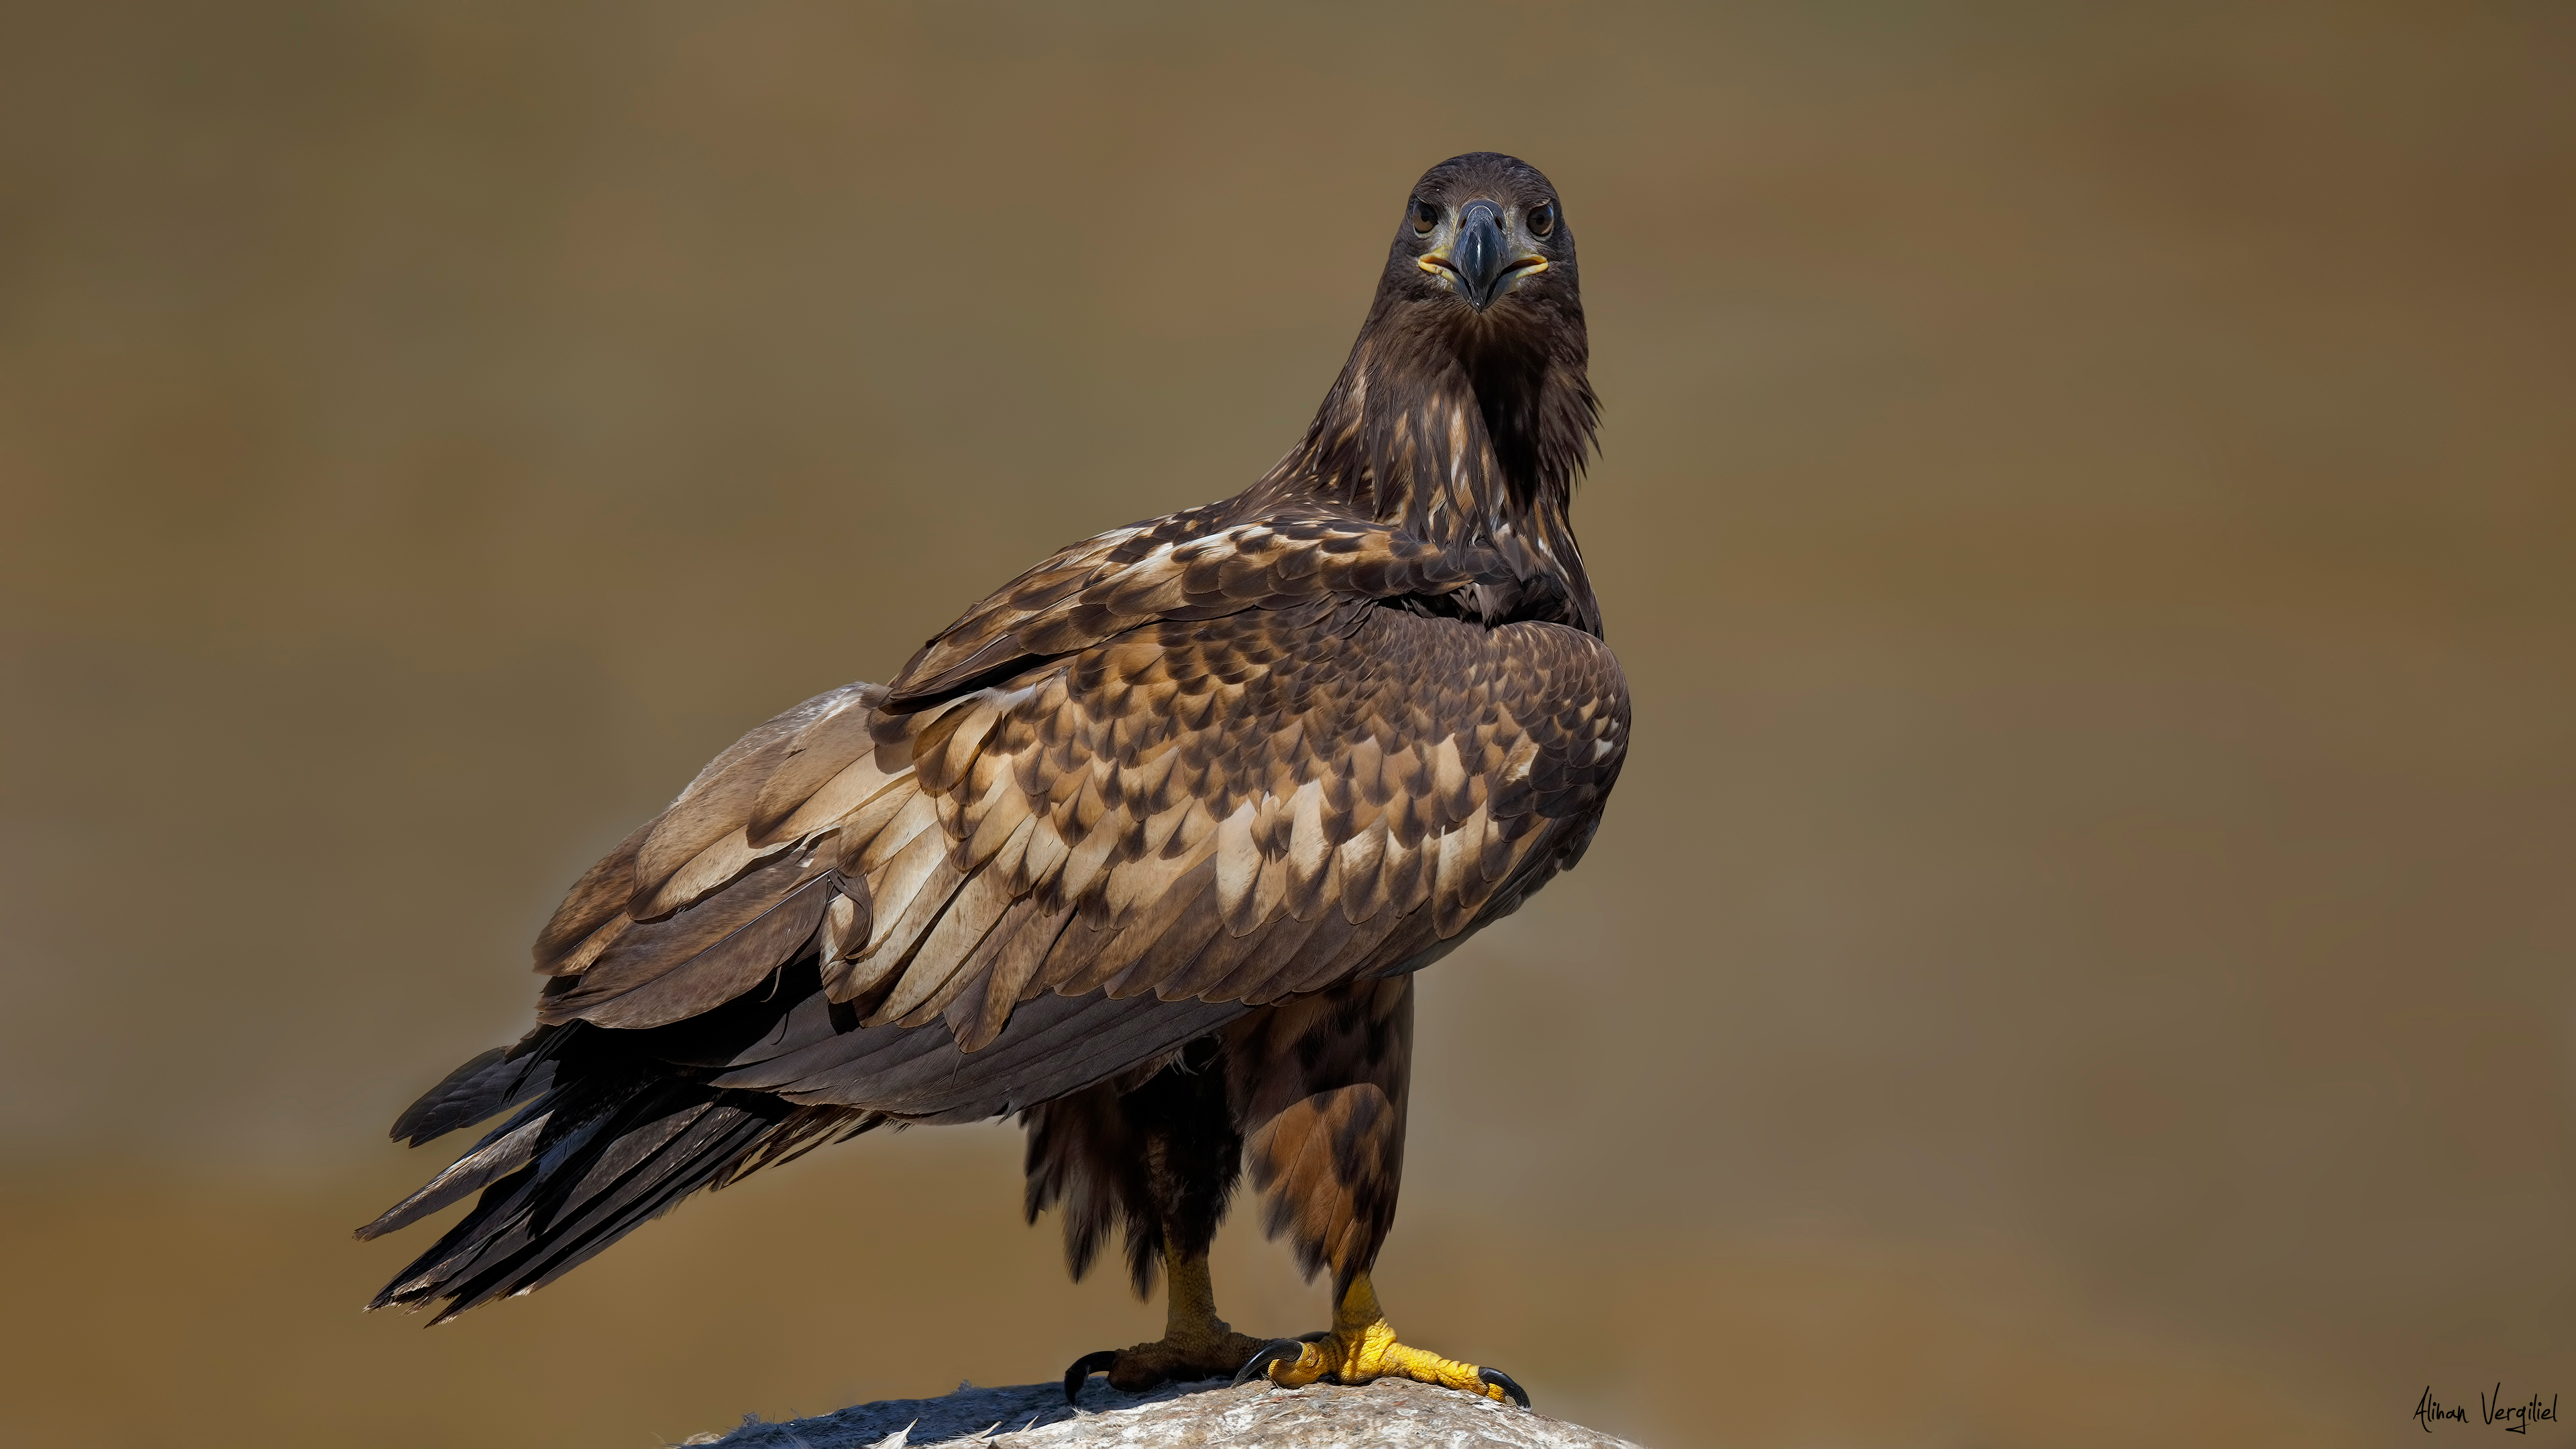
[1,3,2570,1446]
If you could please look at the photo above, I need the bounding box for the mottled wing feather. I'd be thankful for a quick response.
[888,508,1505,703]
[519,511,1626,1118]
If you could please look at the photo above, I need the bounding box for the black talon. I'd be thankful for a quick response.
[1063,1349,1120,1405]
[1478,1366,1532,1409]
[1232,1338,1307,1387]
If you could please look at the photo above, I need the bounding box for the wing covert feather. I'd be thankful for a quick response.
[515,513,1624,1118]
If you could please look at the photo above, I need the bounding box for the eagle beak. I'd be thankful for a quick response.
[1418,199,1548,311]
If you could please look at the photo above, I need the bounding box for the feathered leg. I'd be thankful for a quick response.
[1226,977,1529,1407]
[1040,1036,1269,1403]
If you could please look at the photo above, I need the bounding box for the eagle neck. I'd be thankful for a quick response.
[1246,319,1602,634]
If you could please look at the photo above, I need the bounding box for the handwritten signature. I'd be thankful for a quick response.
[2417,1385,2560,1434]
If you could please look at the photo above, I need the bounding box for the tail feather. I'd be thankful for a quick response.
[388,1027,564,1146]
[504,1097,780,1301]
[362,1064,876,1322]
[354,1102,553,1241]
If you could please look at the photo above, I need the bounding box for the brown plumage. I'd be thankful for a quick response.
[361,153,1627,1392]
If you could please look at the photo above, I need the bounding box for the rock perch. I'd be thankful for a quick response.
[693,1377,1646,1448]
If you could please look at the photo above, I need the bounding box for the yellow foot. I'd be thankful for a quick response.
[1230,1273,1529,1408]
[1065,1324,1271,1401]
[1064,1247,1271,1404]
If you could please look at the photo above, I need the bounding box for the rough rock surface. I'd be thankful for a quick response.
[698,1377,1644,1448]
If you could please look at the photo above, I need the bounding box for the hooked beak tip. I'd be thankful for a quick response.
[1455,205,1509,307]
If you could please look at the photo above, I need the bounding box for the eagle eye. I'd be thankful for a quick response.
[1410,199,1440,236]
[1527,202,1557,238]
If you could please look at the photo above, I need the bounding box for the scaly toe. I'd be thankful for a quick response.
[1242,1318,1529,1406]
[1071,1330,1277,1403]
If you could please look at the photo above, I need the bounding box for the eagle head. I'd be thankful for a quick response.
[1250,151,1597,594]
[1381,152,1576,325]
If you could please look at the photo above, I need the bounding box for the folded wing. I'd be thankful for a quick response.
[512,513,1627,1121]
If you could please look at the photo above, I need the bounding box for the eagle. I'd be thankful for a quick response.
[361,152,1628,1410]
